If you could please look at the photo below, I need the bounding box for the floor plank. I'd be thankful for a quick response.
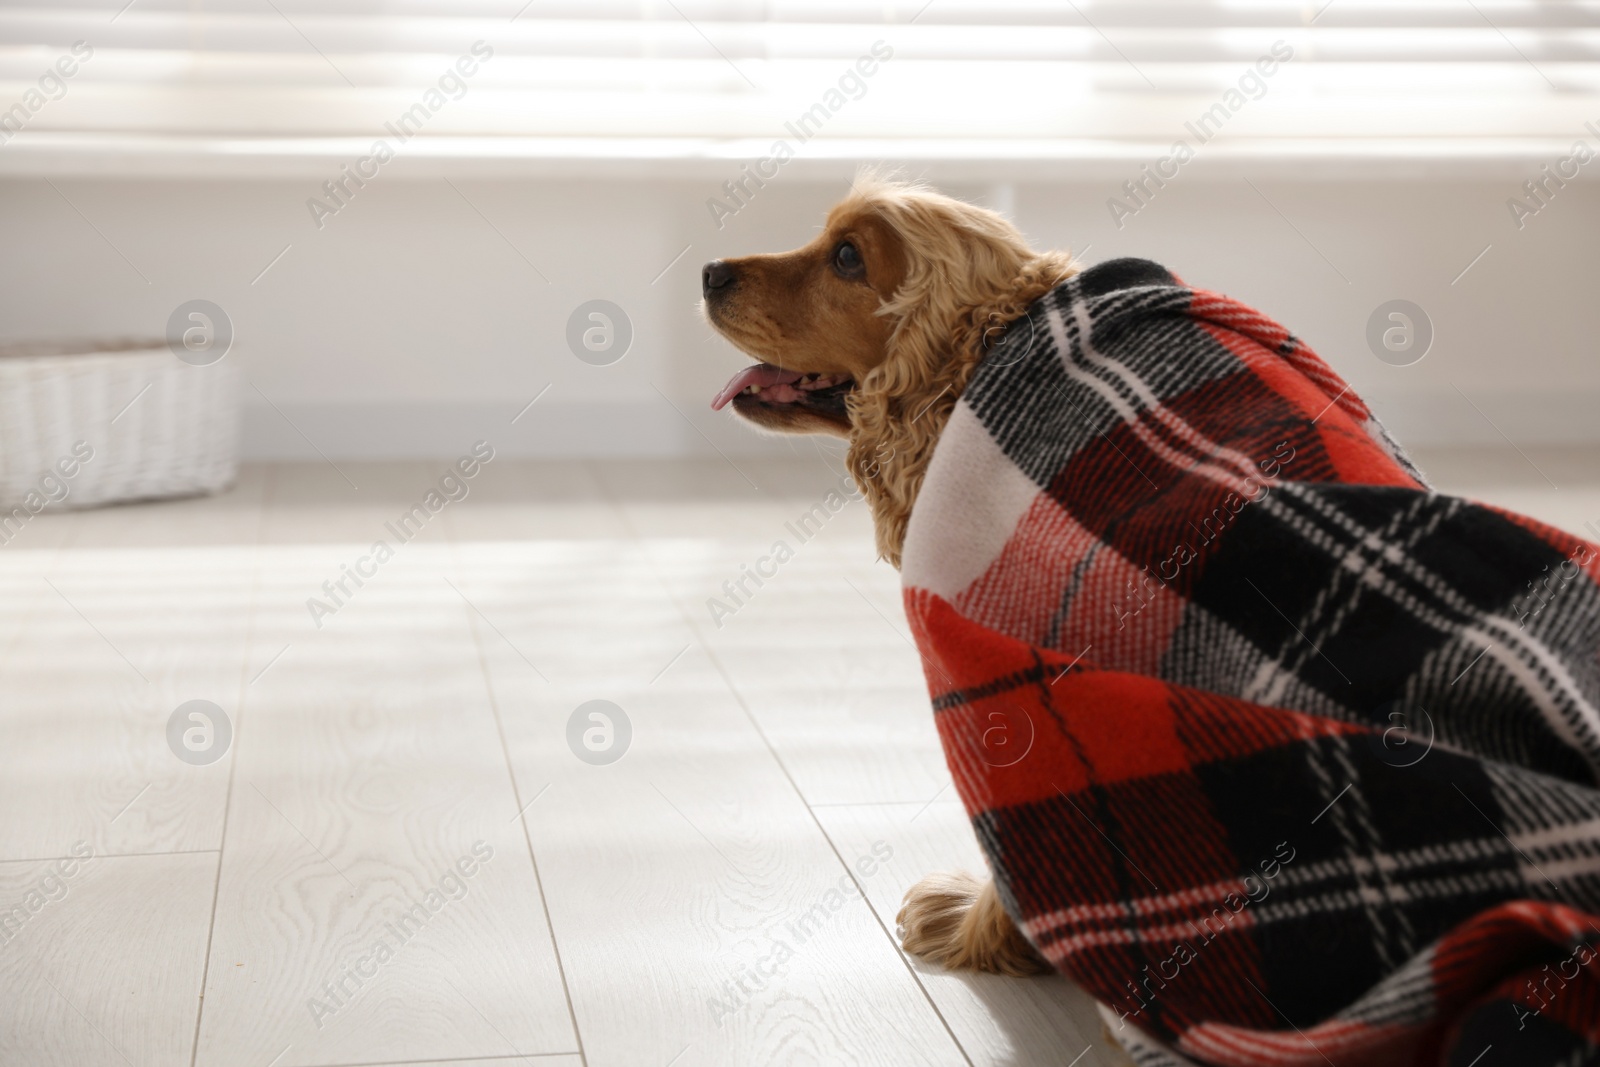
[815,802,1135,1067]
[699,559,953,808]
[0,852,216,1067]
[0,543,253,860]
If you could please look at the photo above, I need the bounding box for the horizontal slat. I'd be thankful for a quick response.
[4,32,1600,65]
[0,131,1590,182]
[3,2,1599,56]
[3,20,1599,61]
[1,63,1595,136]
[3,54,1597,85]
[4,1,1599,30]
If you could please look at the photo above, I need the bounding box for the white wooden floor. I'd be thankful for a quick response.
[1,447,1592,1067]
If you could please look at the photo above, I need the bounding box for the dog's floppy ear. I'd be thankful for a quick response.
[843,185,1076,565]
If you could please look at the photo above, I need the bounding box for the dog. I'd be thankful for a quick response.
[702,175,1078,978]
[706,179,1600,1067]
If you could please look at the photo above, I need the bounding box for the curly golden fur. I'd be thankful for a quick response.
[895,871,1053,976]
[702,173,1078,566]
[702,176,1082,982]
[839,181,1077,565]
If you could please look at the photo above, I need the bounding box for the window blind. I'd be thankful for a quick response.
[0,1,1595,164]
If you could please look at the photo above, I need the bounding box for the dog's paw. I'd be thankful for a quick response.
[896,872,1052,976]
[896,871,980,966]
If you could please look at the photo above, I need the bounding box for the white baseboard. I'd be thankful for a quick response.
[1374,390,1600,449]
[240,391,1600,460]
[241,401,799,460]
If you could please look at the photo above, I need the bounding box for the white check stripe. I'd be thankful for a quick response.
[1060,297,1271,493]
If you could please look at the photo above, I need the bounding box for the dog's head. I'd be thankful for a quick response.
[703,175,1050,435]
[702,175,1076,562]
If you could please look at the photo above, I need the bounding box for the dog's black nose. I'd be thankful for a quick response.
[702,260,736,296]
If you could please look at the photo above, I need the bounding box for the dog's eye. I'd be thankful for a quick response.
[832,241,865,278]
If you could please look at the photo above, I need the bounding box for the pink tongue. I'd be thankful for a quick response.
[711,363,803,410]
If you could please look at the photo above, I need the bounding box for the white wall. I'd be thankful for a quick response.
[1,161,1595,459]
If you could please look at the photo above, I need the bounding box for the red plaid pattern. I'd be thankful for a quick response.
[901,259,1600,1066]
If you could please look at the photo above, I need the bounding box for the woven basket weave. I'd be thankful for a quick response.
[0,340,240,509]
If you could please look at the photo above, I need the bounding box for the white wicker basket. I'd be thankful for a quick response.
[0,340,240,509]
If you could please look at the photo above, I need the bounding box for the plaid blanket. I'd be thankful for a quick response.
[900,258,1600,1067]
